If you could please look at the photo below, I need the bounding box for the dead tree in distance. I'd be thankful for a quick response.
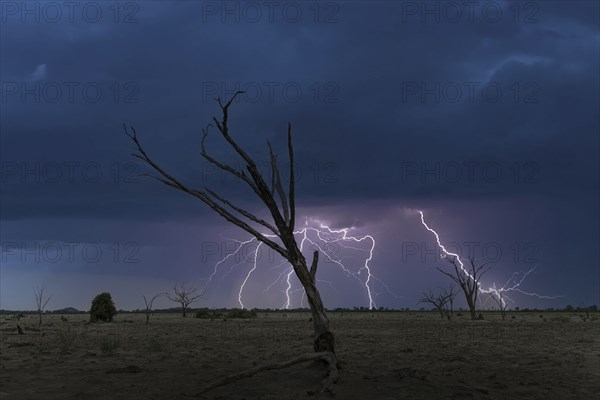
[124,92,338,393]
[33,282,52,331]
[143,293,162,325]
[488,288,509,320]
[166,284,202,317]
[419,284,456,320]
[437,257,489,320]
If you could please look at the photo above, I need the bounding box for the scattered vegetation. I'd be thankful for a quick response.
[57,327,78,355]
[195,308,224,320]
[227,308,257,319]
[100,336,121,356]
[549,315,570,323]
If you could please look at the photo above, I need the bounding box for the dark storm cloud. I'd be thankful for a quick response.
[2,1,597,221]
[1,1,598,309]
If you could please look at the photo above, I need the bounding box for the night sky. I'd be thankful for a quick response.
[1,1,598,311]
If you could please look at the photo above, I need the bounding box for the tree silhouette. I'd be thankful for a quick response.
[419,284,456,320]
[437,256,489,320]
[166,284,202,317]
[125,92,338,392]
[143,293,162,324]
[33,282,52,331]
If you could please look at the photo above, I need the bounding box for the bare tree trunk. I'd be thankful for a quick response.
[291,252,334,352]
[304,276,334,352]
[467,300,476,321]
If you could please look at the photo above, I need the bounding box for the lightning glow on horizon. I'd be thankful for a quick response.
[418,210,561,308]
[202,217,399,310]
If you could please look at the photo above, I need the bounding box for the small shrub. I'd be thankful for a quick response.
[57,327,78,354]
[100,336,121,356]
[90,292,117,322]
[227,308,257,319]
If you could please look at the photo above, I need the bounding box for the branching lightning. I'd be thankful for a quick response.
[202,217,399,310]
[418,210,561,308]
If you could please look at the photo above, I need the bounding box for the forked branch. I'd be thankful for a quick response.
[124,91,299,259]
[196,351,338,396]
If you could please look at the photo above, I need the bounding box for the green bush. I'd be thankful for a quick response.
[90,292,117,322]
[227,308,257,319]
[194,308,223,319]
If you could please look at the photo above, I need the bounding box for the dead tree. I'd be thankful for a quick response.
[143,293,162,325]
[33,282,52,331]
[437,257,489,321]
[489,289,509,320]
[166,284,202,317]
[419,285,456,320]
[124,91,335,354]
[578,298,591,321]
[125,92,338,393]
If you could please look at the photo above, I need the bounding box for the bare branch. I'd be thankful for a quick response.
[200,124,259,193]
[287,123,295,231]
[33,282,52,330]
[310,251,319,281]
[197,351,338,395]
[267,140,290,224]
[166,284,204,317]
[124,124,289,259]
[438,256,489,320]
[205,188,279,236]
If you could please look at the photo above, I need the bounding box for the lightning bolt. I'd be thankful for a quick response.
[418,210,561,308]
[203,217,398,310]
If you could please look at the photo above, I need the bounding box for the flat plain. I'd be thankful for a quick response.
[1,312,598,399]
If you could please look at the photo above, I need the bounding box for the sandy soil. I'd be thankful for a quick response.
[0,312,598,399]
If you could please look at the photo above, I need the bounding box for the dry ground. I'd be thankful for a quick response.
[0,312,598,399]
